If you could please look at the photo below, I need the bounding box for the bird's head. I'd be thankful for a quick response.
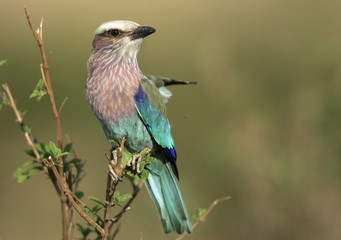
[92,20,156,58]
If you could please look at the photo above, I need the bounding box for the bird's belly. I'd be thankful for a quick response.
[99,112,154,153]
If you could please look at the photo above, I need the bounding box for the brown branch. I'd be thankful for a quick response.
[102,174,119,239]
[2,84,43,168]
[138,227,143,240]
[110,224,121,240]
[175,196,231,240]
[46,156,105,236]
[58,97,68,114]
[24,7,68,239]
[111,180,144,224]
[1,83,62,194]
[102,138,126,240]
[48,51,52,65]
[24,6,63,155]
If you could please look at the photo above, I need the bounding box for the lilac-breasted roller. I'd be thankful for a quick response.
[85,20,193,234]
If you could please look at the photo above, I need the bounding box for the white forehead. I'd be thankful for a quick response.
[95,20,140,35]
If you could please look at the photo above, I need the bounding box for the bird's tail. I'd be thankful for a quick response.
[145,158,192,234]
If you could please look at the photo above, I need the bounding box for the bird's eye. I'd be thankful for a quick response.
[109,29,121,37]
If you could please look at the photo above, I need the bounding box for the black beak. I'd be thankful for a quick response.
[131,26,156,40]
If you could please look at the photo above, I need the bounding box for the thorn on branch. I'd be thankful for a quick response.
[58,97,68,114]
[48,51,52,64]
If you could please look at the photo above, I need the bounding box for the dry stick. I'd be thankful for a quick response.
[24,7,68,239]
[137,227,143,240]
[110,223,121,240]
[46,156,105,236]
[1,83,62,195]
[175,196,231,240]
[111,180,144,224]
[2,84,39,159]
[102,138,126,239]
[58,97,68,114]
[3,83,101,237]
[102,174,118,239]
[24,7,62,150]
[24,7,64,174]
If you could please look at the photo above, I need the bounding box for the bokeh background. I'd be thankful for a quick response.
[1,0,341,239]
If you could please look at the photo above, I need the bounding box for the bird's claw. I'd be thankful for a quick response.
[108,149,123,182]
[126,147,151,174]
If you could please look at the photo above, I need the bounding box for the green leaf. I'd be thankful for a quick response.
[17,174,29,184]
[88,196,106,208]
[18,110,27,118]
[34,143,51,157]
[49,141,60,157]
[0,91,10,109]
[121,149,133,167]
[65,158,82,171]
[24,125,31,134]
[0,60,7,67]
[30,79,46,102]
[13,160,38,178]
[27,166,44,177]
[74,191,84,200]
[49,141,69,159]
[63,143,73,155]
[139,169,149,179]
[76,223,93,238]
[113,191,132,204]
[67,158,81,165]
[16,166,44,183]
[117,193,132,202]
[82,208,92,214]
[190,208,207,223]
[23,149,36,158]
[0,91,9,111]
[91,205,104,215]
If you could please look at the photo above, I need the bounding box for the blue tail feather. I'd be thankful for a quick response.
[145,158,192,234]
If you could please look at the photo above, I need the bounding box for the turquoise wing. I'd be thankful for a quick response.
[134,78,178,177]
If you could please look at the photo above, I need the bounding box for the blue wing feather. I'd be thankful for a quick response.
[134,83,179,177]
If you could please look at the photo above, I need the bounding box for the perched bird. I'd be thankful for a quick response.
[85,20,195,234]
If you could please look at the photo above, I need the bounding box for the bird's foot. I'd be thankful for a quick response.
[108,149,123,182]
[126,147,152,174]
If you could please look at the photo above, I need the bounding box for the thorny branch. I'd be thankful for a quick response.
[24,6,69,239]
[46,156,105,236]
[111,180,144,224]
[102,138,126,240]
[1,84,61,195]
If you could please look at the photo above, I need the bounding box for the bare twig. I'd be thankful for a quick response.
[1,84,63,195]
[58,97,68,114]
[46,156,105,236]
[102,138,126,239]
[2,84,38,156]
[24,6,63,157]
[48,51,52,65]
[24,7,69,239]
[110,223,121,240]
[175,196,231,240]
[138,227,143,240]
[111,180,144,224]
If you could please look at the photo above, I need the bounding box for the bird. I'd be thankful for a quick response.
[85,20,195,234]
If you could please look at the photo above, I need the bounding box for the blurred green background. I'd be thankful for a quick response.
[1,0,341,239]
